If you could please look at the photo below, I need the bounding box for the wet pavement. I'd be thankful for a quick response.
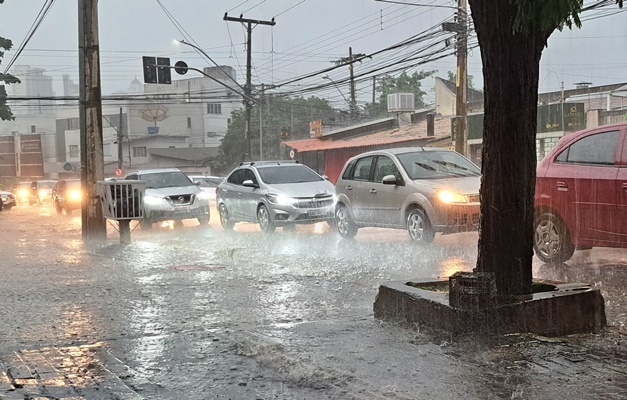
[0,205,626,399]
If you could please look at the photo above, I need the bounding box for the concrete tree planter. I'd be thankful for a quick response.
[373,278,606,338]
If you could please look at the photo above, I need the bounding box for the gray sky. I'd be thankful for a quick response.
[1,0,626,108]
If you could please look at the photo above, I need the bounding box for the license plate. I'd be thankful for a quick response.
[307,209,327,217]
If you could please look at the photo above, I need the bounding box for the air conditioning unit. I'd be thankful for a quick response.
[387,93,415,113]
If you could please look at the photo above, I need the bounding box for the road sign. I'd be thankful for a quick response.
[115,168,123,177]
[63,162,73,171]
[174,61,188,75]
[142,56,171,84]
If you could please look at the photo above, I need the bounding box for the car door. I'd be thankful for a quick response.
[550,130,621,243]
[347,156,374,223]
[368,155,405,226]
[221,169,244,218]
[238,168,261,221]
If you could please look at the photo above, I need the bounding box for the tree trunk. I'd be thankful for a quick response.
[468,0,550,296]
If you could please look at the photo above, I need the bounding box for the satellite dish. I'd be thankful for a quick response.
[140,105,169,124]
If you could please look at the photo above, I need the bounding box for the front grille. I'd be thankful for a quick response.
[467,194,480,203]
[166,194,195,206]
[294,198,333,209]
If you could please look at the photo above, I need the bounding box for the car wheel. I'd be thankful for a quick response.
[197,216,210,225]
[534,212,575,263]
[257,204,275,233]
[407,208,435,245]
[218,203,234,231]
[140,218,153,231]
[336,205,358,239]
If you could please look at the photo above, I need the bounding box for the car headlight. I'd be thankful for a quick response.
[68,189,82,201]
[144,195,166,206]
[267,194,297,205]
[437,190,468,204]
[18,189,29,198]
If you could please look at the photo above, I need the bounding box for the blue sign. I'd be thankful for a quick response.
[148,126,160,134]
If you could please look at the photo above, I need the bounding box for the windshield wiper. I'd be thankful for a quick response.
[414,161,438,172]
[432,160,471,171]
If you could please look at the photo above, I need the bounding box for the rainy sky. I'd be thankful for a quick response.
[1,0,626,104]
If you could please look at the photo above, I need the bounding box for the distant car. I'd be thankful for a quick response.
[53,179,82,215]
[187,175,223,206]
[335,147,481,244]
[125,168,211,229]
[31,180,57,205]
[13,182,34,205]
[534,123,627,263]
[216,161,336,232]
[0,191,17,211]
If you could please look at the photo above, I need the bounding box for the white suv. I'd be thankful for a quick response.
[125,168,211,229]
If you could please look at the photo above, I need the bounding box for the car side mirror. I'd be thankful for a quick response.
[193,181,201,186]
[243,180,259,188]
[382,175,398,185]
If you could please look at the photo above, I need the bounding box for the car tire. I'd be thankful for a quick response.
[534,212,575,263]
[140,218,153,231]
[197,216,210,225]
[336,205,358,239]
[218,203,234,231]
[257,204,275,233]
[406,208,435,245]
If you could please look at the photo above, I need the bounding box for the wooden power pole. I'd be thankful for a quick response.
[223,13,275,161]
[78,0,106,241]
[454,0,468,157]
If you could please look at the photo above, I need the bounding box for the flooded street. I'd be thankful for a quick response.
[1,205,626,399]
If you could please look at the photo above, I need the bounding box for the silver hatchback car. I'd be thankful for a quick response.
[335,147,481,244]
[216,161,335,232]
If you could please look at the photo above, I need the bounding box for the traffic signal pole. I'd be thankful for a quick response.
[224,13,275,161]
[78,0,106,241]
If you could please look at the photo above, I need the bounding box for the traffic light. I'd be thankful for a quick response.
[142,56,171,84]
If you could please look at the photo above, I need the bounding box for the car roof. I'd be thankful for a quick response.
[187,175,222,179]
[131,168,182,175]
[347,146,454,160]
[239,161,304,170]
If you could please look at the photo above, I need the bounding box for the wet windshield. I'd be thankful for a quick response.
[258,166,323,184]
[397,151,480,179]
[141,172,193,189]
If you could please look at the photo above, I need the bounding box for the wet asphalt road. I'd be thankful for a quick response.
[0,204,626,399]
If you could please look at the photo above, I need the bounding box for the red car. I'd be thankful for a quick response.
[534,122,627,263]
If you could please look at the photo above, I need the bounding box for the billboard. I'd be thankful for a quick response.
[309,120,323,138]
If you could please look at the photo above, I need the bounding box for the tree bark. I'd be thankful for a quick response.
[468,0,550,296]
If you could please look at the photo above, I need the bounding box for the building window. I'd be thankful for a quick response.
[187,117,192,128]
[133,146,147,158]
[31,125,36,133]
[103,143,111,157]
[69,145,79,158]
[207,103,222,114]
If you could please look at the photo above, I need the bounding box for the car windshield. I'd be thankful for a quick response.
[257,165,323,184]
[141,172,192,189]
[68,181,81,189]
[193,177,222,187]
[397,151,480,179]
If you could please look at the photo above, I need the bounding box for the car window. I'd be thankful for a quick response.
[227,170,245,185]
[257,165,321,184]
[353,156,374,181]
[241,169,258,184]
[373,156,401,183]
[397,151,480,180]
[557,131,619,165]
[126,174,138,180]
[342,160,357,180]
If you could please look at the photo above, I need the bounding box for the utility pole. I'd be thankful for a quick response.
[259,83,264,161]
[78,0,106,241]
[454,0,468,157]
[349,47,357,118]
[117,107,123,170]
[223,13,275,162]
[372,76,377,106]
